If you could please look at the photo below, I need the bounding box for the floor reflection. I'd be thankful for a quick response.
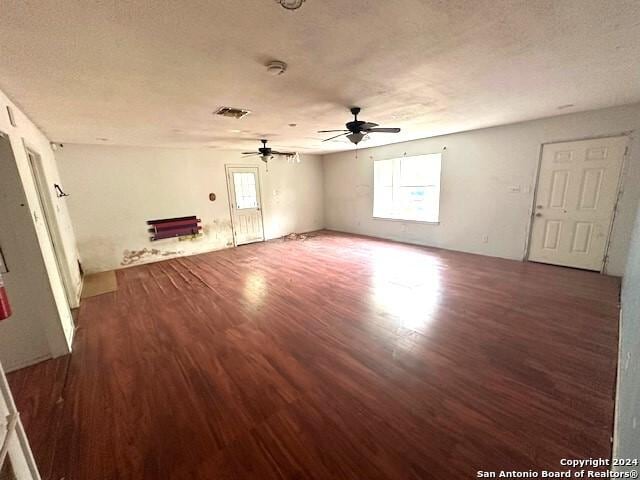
[370,248,442,333]
[243,272,267,307]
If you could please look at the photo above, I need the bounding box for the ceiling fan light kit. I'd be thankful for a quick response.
[347,133,365,144]
[243,139,298,164]
[318,107,402,145]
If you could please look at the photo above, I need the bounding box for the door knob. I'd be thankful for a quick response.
[535,213,542,217]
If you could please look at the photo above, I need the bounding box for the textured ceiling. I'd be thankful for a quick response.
[1,0,639,154]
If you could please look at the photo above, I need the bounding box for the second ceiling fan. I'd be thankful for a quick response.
[242,139,299,163]
[319,107,401,145]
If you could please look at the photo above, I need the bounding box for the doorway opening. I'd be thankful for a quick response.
[225,165,265,246]
[527,136,628,272]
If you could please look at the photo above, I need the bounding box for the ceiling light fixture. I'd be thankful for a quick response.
[276,0,305,10]
[266,60,287,76]
[347,132,365,145]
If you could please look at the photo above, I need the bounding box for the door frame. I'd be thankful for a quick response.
[524,134,630,273]
[224,164,266,247]
[23,145,77,307]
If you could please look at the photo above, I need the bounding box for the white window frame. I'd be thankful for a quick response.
[372,153,442,224]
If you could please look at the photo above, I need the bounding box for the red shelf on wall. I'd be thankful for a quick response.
[147,216,201,241]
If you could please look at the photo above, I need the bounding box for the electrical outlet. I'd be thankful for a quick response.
[482,235,489,243]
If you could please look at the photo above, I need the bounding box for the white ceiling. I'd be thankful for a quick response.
[1,0,639,154]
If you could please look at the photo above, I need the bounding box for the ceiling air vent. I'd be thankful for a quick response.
[214,107,251,119]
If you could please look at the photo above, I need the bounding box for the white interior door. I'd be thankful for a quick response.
[25,149,76,307]
[528,136,627,271]
[226,166,265,246]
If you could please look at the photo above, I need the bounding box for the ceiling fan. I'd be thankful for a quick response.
[242,139,299,163]
[318,107,401,145]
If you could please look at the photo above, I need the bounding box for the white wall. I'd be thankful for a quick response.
[614,193,640,471]
[323,103,640,276]
[0,89,79,371]
[57,145,324,273]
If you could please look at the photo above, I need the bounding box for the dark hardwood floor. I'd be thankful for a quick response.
[8,231,620,479]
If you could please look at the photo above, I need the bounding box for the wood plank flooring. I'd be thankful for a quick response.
[8,231,621,479]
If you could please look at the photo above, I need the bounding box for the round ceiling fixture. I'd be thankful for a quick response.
[276,0,305,10]
[266,60,287,76]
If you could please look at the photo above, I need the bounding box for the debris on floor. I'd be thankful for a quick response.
[282,232,308,241]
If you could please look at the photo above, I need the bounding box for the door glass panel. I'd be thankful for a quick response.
[233,172,258,209]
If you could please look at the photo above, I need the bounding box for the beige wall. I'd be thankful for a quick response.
[0,89,79,371]
[57,145,325,273]
[322,103,640,276]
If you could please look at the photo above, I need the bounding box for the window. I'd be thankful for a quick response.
[373,153,441,222]
[233,172,258,209]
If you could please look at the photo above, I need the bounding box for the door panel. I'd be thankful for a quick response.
[226,166,264,246]
[529,136,626,271]
[543,220,562,250]
[549,170,569,208]
[578,168,603,209]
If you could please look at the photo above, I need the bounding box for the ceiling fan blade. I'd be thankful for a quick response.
[322,132,349,142]
[360,122,379,130]
[272,151,296,156]
[317,129,349,133]
[242,153,260,156]
[365,127,401,133]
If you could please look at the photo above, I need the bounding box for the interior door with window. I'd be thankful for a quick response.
[226,166,265,246]
[528,136,627,271]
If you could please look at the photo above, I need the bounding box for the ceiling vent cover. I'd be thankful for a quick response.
[215,107,251,119]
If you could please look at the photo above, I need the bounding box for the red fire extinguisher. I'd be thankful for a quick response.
[0,273,12,320]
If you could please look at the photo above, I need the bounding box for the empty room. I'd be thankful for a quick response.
[1,1,639,479]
